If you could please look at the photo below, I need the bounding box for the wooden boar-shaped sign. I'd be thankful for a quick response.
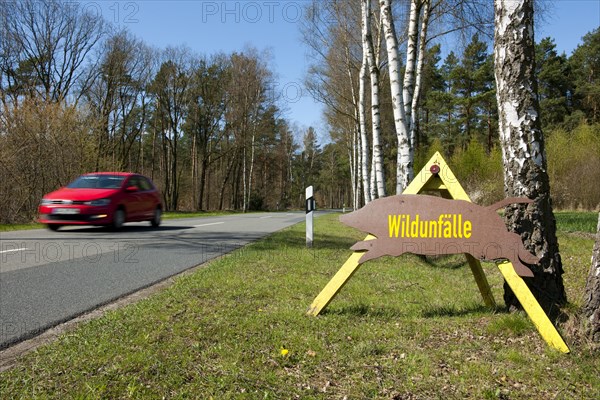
[340,195,538,277]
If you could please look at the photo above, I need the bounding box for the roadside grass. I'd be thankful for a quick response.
[0,223,43,231]
[1,213,599,399]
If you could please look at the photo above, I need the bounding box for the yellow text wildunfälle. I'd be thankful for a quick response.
[388,214,472,239]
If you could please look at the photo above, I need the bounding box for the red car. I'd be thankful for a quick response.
[39,172,163,231]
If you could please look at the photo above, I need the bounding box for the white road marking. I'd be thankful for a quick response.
[0,248,28,255]
[259,216,273,219]
[193,222,225,228]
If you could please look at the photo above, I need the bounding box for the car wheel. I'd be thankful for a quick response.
[112,208,126,230]
[150,207,162,227]
[47,224,61,231]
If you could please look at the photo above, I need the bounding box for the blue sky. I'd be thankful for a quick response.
[96,0,599,138]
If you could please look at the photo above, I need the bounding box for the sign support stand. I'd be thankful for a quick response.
[306,186,315,248]
[307,152,569,353]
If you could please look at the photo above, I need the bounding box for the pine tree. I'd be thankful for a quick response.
[535,37,572,127]
[569,28,600,123]
[450,34,496,151]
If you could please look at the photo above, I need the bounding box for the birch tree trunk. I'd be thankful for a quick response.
[359,41,372,204]
[351,90,362,211]
[582,213,600,342]
[355,129,361,210]
[362,0,386,198]
[346,45,363,210]
[410,0,431,149]
[370,155,377,200]
[494,0,566,313]
[403,0,421,132]
[380,0,412,194]
[348,138,357,210]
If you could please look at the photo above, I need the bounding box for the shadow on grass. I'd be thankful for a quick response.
[320,303,502,320]
[253,232,358,252]
[321,304,406,319]
[422,254,467,270]
[421,303,499,318]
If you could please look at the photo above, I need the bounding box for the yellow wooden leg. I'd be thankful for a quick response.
[497,261,570,353]
[465,254,497,308]
[307,235,375,316]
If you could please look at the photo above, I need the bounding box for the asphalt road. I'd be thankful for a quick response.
[0,212,306,349]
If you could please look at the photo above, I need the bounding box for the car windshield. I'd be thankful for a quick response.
[67,175,126,189]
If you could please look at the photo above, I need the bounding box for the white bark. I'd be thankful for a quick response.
[349,127,359,210]
[583,213,600,341]
[494,0,545,195]
[403,0,421,127]
[494,0,566,310]
[345,42,362,210]
[380,0,412,194]
[356,124,364,209]
[359,8,372,204]
[410,0,431,148]
[352,96,362,211]
[370,150,377,200]
[363,0,386,198]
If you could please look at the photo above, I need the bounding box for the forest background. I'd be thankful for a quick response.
[1,0,599,224]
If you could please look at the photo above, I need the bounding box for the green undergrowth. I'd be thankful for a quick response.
[554,211,598,234]
[1,213,598,399]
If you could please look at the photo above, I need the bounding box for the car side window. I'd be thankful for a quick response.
[138,177,153,191]
[126,177,140,190]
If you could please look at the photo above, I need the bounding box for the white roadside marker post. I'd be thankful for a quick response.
[306,186,315,248]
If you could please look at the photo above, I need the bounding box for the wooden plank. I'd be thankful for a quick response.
[465,254,497,308]
[307,235,374,316]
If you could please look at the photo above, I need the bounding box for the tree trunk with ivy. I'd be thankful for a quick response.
[582,213,600,341]
[493,0,566,314]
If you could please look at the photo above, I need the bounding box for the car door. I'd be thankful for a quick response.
[122,176,144,220]
[136,176,157,219]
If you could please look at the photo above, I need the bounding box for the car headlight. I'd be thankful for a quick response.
[40,199,53,205]
[85,198,111,206]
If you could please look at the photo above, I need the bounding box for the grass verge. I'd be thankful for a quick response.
[0,223,43,232]
[0,213,599,399]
